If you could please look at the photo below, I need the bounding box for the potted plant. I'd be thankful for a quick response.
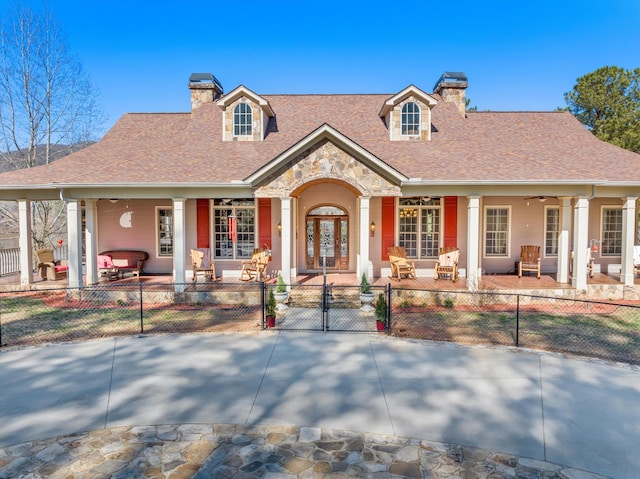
[375,293,387,331]
[274,273,288,310]
[359,273,375,311]
[266,287,277,328]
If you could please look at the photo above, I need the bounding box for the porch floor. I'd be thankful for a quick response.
[0,270,630,292]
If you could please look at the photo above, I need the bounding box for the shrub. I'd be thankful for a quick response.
[360,274,372,294]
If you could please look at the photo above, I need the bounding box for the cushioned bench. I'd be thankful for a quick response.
[99,250,149,278]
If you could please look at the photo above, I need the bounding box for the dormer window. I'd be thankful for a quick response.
[401,102,420,136]
[234,103,252,136]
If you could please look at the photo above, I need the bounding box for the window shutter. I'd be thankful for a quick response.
[258,199,271,248]
[196,199,209,248]
[381,197,395,260]
[444,196,457,247]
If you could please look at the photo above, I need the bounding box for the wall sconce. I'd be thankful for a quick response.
[369,221,376,237]
[277,222,282,237]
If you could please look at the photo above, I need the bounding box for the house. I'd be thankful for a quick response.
[1,71,639,296]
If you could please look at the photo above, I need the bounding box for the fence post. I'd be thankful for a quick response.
[386,282,392,332]
[515,294,520,346]
[261,281,265,330]
[139,282,144,334]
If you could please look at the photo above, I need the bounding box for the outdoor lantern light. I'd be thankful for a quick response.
[370,221,376,237]
[277,222,282,236]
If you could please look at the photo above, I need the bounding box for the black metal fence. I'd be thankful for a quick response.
[1,281,639,365]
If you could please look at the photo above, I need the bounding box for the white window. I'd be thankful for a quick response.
[484,206,510,257]
[156,207,173,257]
[213,199,256,259]
[401,102,420,136]
[544,206,559,256]
[601,207,622,256]
[233,103,252,136]
[398,197,441,258]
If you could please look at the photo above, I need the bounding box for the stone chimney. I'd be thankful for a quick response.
[434,72,468,117]
[188,73,223,111]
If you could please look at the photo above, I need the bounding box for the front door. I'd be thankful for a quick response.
[306,206,348,271]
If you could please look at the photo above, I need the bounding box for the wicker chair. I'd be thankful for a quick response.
[518,245,541,279]
[434,246,459,281]
[35,248,68,281]
[388,246,416,281]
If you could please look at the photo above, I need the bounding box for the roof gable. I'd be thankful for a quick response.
[217,85,275,117]
[379,84,437,118]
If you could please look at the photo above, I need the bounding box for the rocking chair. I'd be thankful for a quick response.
[191,248,217,282]
[388,246,416,281]
[240,249,269,281]
[434,246,459,281]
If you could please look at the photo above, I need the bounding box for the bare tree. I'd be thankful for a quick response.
[0,3,104,248]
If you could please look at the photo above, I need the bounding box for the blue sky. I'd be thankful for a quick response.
[3,0,639,136]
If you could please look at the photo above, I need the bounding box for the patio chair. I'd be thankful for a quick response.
[518,245,541,279]
[240,248,268,281]
[569,247,596,278]
[35,248,68,281]
[388,246,416,281]
[434,246,459,281]
[191,248,217,282]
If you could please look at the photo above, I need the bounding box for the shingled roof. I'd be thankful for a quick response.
[1,91,640,189]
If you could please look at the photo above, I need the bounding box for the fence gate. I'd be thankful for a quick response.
[268,282,389,333]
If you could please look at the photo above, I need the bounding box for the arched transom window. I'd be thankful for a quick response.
[401,101,420,136]
[233,103,252,136]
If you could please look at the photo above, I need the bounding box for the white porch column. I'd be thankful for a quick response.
[18,200,32,285]
[84,199,99,285]
[620,196,637,285]
[173,198,186,292]
[358,196,371,280]
[280,197,292,284]
[466,196,480,291]
[556,197,572,283]
[66,199,83,288]
[572,197,589,291]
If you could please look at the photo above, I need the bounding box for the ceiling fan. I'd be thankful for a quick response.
[524,196,557,203]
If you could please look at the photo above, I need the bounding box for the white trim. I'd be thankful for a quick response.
[244,123,408,185]
[543,205,560,258]
[600,204,623,257]
[483,205,511,258]
[156,206,174,259]
[216,85,275,117]
[379,84,437,117]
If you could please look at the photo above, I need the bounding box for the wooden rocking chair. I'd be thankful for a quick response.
[434,246,459,281]
[191,248,217,282]
[518,245,541,279]
[388,246,416,281]
[240,249,269,281]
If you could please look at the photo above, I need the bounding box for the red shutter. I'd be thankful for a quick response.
[444,196,457,247]
[196,199,209,248]
[258,198,272,249]
[381,197,395,260]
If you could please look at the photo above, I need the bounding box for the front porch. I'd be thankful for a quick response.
[2,270,639,301]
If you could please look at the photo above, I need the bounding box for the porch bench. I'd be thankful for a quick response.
[99,250,149,278]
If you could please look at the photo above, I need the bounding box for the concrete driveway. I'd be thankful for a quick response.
[1,332,638,479]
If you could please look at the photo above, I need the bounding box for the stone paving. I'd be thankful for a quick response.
[0,423,610,479]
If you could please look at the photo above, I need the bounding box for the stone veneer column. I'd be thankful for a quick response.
[18,199,32,286]
[466,196,480,291]
[172,198,186,292]
[280,197,292,285]
[556,197,572,283]
[358,196,371,279]
[66,199,83,288]
[572,197,589,291]
[84,200,99,285]
[620,196,637,286]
